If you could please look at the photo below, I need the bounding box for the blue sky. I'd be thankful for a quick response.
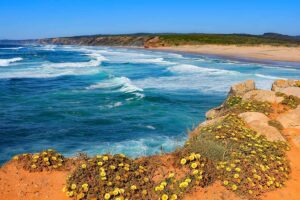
[0,0,299,39]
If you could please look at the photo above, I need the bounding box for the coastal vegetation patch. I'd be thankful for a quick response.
[12,149,66,172]
[64,154,155,200]
[183,114,290,197]
[223,95,273,116]
[276,92,300,109]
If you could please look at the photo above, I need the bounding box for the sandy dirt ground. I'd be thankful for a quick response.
[152,45,300,63]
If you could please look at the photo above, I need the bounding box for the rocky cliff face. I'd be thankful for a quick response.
[39,35,162,47]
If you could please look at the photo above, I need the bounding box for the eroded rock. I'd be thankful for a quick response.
[277,106,300,129]
[239,112,285,141]
[242,90,283,103]
[229,80,256,96]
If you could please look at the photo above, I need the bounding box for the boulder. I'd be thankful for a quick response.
[272,79,300,92]
[276,87,300,99]
[277,106,300,129]
[242,90,284,103]
[229,80,256,97]
[205,106,223,119]
[239,112,285,141]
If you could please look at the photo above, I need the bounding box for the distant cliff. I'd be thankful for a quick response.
[38,33,300,47]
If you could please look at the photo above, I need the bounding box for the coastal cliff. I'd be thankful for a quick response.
[1,80,300,200]
[38,33,300,48]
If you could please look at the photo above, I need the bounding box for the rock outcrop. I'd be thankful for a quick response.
[242,90,283,103]
[228,80,256,96]
[272,79,300,98]
[239,112,285,141]
[277,106,300,129]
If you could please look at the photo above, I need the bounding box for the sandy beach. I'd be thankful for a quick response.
[152,45,300,63]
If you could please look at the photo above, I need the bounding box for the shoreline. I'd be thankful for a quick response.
[149,45,300,64]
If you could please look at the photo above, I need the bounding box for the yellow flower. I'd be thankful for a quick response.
[226,167,231,172]
[82,183,88,188]
[191,162,198,169]
[180,158,187,165]
[104,193,110,199]
[179,182,188,188]
[248,190,253,194]
[171,194,178,200]
[189,153,195,161]
[43,157,49,162]
[116,175,121,180]
[97,162,103,166]
[193,170,199,175]
[162,194,169,200]
[71,184,76,190]
[232,184,238,191]
[235,167,241,172]
[233,174,239,179]
[185,178,191,183]
[96,155,102,159]
[81,164,87,169]
[168,173,175,178]
[103,156,109,161]
[67,191,74,197]
[13,155,19,160]
[161,181,167,187]
[110,165,116,170]
[31,164,37,169]
[223,180,229,186]
[51,156,57,161]
[130,185,137,190]
[195,154,201,159]
[112,189,119,195]
[142,190,147,195]
[100,171,106,177]
[118,163,124,167]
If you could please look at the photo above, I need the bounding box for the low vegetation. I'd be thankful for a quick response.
[182,114,290,197]
[223,95,273,116]
[12,149,66,172]
[64,154,155,200]
[276,92,300,109]
[159,34,300,47]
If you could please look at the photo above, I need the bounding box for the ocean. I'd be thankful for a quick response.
[0,44,300,164]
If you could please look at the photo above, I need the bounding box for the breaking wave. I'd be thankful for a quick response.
[0,57,23,67]
[87,76,144,98]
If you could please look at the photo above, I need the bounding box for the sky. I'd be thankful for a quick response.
[0,0,299,39]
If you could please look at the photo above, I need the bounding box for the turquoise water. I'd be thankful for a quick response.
[0,44,300,164]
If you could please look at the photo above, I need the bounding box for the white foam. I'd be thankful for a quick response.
[167,64,238,75]
[43,53,107,68]
[255,73,286,80]
[146,125,156,130]
[87,76,144,98]
[0,57,23,67]
[0,47,23,50]
[82,136,185,158]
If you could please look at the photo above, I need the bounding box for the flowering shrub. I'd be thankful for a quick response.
[12,149,66,172]
[191,114,290,197]
[64,154,155,200]
[224,96,273,115]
